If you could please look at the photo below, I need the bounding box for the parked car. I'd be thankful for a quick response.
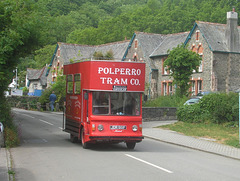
[0,122,3,133]
[184,97,200,105]
[196,91,212,98]
[0,122,4,147]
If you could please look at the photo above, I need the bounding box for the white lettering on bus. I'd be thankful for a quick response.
[130,79,140,85]
[98,67,141,76]
[100,77,128,85]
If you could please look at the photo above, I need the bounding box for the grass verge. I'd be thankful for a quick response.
[159,121,240,148]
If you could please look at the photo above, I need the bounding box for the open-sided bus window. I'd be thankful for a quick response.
[74,74,81,94]
[92,91,140,116]
[67,75,73,94]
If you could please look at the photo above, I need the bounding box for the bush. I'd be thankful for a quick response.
[177,103,210,123]
[177,92,239,124]
[143,95,188,107]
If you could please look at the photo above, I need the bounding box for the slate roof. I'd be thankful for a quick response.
[185,21,240,53]
[135,32,166,58]
[57,40,130,65]
[150,32,189,57]
[130,32,167,69]
[27,67,47,86]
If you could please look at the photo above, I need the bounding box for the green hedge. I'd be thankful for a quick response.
[177,92,239,124]
[143,95,188,107]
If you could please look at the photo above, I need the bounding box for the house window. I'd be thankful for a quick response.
[33,83,38,90]
[197,80,202,94]
[191,81,196,95]
[163,82,167,96]
[198,44,203,55]
[134,39,138,49]
[67,75,73,94]
[199,59,203,72]
[191,44,197,53]
[162,58,169,75]
[74,74,81,94]
[162,81,173,96]
[196,30,200,41]
[133,56,137,61]
[168,83,173,95]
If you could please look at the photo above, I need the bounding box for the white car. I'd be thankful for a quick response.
[0,122,3,133]
[184,98,200,105]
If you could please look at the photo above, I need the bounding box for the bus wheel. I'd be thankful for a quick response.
[81,128,90,149]
[70,134,78,143]
[126,142,136,150]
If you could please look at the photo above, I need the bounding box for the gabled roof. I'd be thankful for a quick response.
[123,32,167,69]
[185,21,240,53]
[27,67,47,86]
[46,40,130,76]
[58,40,130,64]
[134,32,166,58]
[150,32,189,57]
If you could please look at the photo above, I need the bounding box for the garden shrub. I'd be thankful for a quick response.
[177,92,239,124]
[177,103,210,123]
[143,95,188,107]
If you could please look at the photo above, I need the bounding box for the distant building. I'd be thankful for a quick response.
[26,66,47,96]
[46,40,130,87]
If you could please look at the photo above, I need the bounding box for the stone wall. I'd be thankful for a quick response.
[142,107,177,121]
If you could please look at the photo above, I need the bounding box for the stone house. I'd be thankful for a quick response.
[123,31,189,98]
[46,40,129,86]
[26,66,47,95]
[124,10,240,98]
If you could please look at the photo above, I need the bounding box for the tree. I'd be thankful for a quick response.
[164,44,201,97]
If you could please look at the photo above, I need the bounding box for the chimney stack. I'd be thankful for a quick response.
[225,10,239,52]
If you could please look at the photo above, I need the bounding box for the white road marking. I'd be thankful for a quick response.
[21,114,35,119]
[125,154,173,174]
[39,119,53,126]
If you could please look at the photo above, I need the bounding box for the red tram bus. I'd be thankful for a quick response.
[63,60,145,149]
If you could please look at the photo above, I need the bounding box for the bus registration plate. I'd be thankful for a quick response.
[110,125,126,130]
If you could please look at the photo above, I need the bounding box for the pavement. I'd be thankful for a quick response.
[1,120,240,181]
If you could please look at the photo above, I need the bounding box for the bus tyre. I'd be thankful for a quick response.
[126,142,136,150]
[81,128,89,149]
[70,134,78,143]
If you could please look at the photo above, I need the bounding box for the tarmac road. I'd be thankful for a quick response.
[7,108,240,181]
